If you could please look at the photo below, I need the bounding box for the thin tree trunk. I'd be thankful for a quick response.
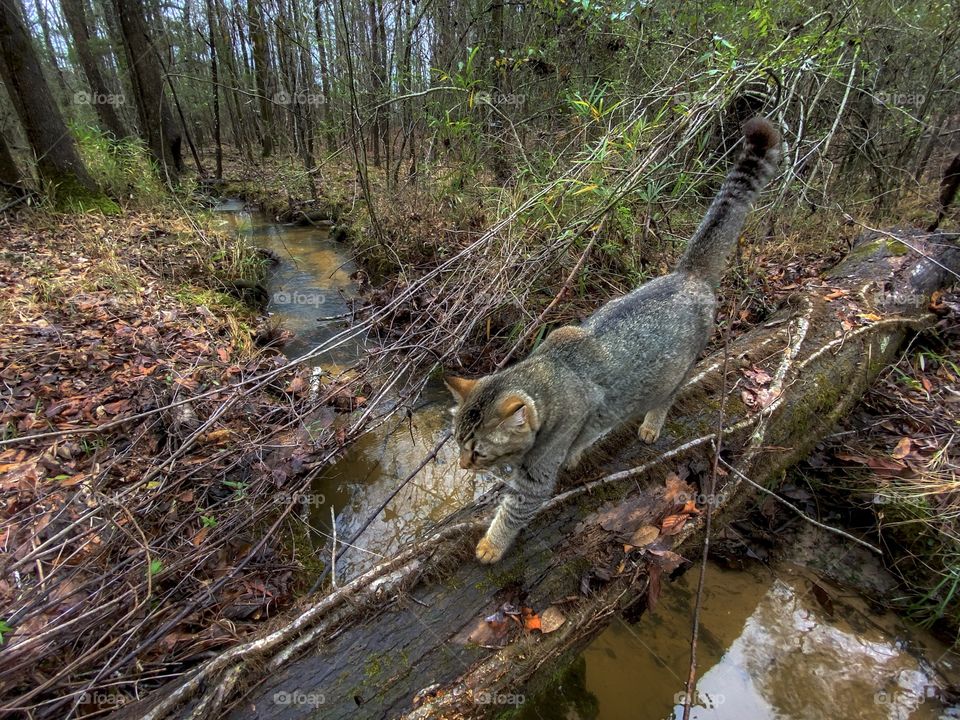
[204,0,222,179]
[112,0,183,178]
[312,0,333,149]
[247,0,275,157]
[61,0,130,139]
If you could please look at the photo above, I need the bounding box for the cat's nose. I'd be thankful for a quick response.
[459,452,472,469]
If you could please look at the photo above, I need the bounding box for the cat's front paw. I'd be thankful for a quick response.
[638,423,660,444]
[476,535,507,564]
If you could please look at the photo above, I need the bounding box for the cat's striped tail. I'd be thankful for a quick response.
[675,117,781,288]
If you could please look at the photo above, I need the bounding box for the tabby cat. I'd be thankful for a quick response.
[446,117,781,564]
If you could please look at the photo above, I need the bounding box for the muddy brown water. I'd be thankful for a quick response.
[216,201,959,720]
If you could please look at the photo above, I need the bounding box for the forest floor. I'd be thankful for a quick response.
[0,207,347,715]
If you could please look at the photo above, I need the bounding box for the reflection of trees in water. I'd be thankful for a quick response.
[516,656,600,720]
[315,406,488,579]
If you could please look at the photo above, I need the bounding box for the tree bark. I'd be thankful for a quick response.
[61,0,131,139]
[112,0,183,177]
[247,0,275,157]
[0,127,24,194]
[203,0,222,179]
[109,227,960,720]
[0,0,98,198]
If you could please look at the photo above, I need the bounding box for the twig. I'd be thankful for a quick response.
[719,458,881,554]
[683,296,735,720]
[330,507,338,589]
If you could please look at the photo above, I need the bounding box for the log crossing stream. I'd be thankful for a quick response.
[216,202,958,720]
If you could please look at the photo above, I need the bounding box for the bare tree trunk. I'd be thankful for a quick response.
[204,0,222,179]
[107,226,960,720]
[0,0,97,198]
[312,0,333,149]
[61,0,130,139]
[247,0,275,157]
[112,0,183,177]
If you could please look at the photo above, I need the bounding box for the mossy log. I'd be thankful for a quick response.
[111,228,959,720]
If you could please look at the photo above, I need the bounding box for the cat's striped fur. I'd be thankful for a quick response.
[446,118,781,564]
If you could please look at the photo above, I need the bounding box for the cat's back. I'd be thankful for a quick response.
[583,271,714,337]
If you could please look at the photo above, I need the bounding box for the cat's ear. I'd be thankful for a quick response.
[444,375,477,405]
[496,395,539,432]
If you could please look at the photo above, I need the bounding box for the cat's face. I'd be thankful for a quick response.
[444,376,539,470]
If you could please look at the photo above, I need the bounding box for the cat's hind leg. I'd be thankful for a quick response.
[639,404,670,444]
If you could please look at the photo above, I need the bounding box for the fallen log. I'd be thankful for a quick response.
[111,226,959,720]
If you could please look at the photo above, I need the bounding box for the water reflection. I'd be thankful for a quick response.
[522,563,954,720]
[215,201,480,577]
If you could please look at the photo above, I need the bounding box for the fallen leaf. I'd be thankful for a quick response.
[540,606,566,634]
[660,514,688,535]
[192,526,210,546]
[627,524,660,548]
[200,429,232,444]
[891,437,912,460]
[743,366,772,385]
[288,376,307,395]
[593,496,650,535]
[810,582,835,617]
[522,607,541,632]
[648,548,686,573]
[664,472,693,504]
[647,562,662,610]
[462,607,513,647]
[59,473,88,487]
[824,289,848,301]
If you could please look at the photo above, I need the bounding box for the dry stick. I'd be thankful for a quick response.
[330,506,338,589]
[307,430,452,594]
[721,459,880,554]
[682,298,734,720]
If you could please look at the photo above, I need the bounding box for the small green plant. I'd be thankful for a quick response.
[148,559,163,578]
[0,619,12,644]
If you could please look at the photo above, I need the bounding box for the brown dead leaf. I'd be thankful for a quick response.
[627,524,660,549]
[594,496,650,535]
[461,608,513,647]
[540,606,567,634]
[824,289,848,301]
[891,437,912,460]
[664,472,693,504]
[192,526,210,546]
[288,376,307,395]
[200,429,232,444]
[648,548,686,573]
[743,366,772,385]
[660,513,688,535]
[647,562,662,610]
[866,456,907,475]
[59,473,88,487]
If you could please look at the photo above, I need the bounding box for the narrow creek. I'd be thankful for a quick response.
[215,201,959,720]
